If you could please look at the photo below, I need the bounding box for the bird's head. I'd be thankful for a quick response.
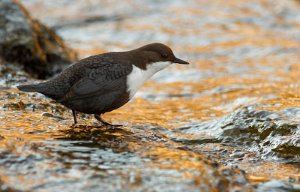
[139,43,189,65]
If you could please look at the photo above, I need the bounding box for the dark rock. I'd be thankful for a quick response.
[0,0,77,79]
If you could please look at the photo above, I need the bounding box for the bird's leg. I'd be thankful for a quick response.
[94,114,122,127]
[72,109,78,124]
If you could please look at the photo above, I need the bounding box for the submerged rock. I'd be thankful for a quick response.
[171,106,300,161]
[0,0,77,79]
[0,103,255,192]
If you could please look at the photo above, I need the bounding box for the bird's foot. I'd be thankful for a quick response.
[101,120,123,127]
[98,121,123,127]
[94,114,123,127]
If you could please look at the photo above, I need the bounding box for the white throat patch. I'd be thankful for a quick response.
[127,61,171,99]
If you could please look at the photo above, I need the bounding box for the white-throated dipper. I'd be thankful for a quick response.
[17,43,189,126]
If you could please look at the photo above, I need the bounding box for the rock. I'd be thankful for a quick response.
[171,106,300,161]
[218,107,300,160]
[0,0,77,79]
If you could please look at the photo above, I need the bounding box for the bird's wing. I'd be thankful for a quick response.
[59,60,133,102]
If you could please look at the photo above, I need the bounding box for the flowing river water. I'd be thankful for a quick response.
[1,0,300,191]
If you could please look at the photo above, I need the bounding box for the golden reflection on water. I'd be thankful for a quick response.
[2,49,300,184]
[2,0,300,188]
[2,60,300,185]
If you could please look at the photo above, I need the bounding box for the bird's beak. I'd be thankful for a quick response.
[173,57,189,65]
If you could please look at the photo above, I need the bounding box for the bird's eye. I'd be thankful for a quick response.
[161,53,168,58]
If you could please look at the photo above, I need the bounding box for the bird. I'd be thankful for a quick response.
[17,43,189,126]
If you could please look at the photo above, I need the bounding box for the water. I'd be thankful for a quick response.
[1,0,300,191]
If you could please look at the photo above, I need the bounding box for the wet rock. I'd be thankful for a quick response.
[0,0,77,79]
[172,106,300,161]
[219,107,300,160]
[0,124,254,192]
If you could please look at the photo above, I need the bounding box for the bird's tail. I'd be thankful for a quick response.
[17,84,44,93]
